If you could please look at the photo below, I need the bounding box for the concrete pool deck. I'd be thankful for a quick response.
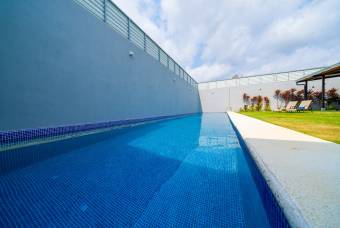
[228,112,340,228]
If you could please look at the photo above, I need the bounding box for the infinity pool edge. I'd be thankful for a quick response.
[227,112,309,228]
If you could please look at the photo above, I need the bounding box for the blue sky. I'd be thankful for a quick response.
[113,0,340,82]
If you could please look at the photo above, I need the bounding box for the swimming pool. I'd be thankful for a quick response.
[0,113,285,227]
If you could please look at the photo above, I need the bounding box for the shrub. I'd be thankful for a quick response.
[327,103,336,111]
[264,96,271,111]
[242,93,250,111]
[271,87,339,111]
[256,95,263,111]
[250,96,258,110]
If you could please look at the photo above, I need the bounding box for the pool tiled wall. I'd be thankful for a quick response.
[229,117,290,228]
[0,114,190,147]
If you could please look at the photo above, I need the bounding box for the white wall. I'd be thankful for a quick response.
[199,78,340,112]
[0,0,201,131]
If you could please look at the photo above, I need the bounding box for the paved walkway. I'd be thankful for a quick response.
[228,112,340,228]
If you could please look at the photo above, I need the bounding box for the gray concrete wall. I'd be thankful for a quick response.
[0,0,201,131]
[199,78,340,112]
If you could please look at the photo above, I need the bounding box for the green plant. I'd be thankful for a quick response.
[242,93,250,111]
[256,95,263,111]
[327,103,336,111]
[264,96,271,111]
[250,96,257,110]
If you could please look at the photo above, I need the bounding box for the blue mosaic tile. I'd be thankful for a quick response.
[0,113,191,148]
[229,116,291,228]
[0,113,271,227]
[0,113,289,226]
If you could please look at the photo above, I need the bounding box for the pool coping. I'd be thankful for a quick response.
[227,111,340,228]
[227,112,309,228]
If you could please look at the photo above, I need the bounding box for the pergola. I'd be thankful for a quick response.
[296,62,340,109]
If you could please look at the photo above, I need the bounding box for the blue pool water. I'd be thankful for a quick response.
[0,113,272,227]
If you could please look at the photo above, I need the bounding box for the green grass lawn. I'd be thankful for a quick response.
[239,111,340,144]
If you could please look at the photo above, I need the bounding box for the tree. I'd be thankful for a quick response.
[280,90,291,107]
[289,88,297,101]
[312,91,322,101]
[326,88,339,101]
[242,93,250,111]
[296,89,304,101]
[307,89,314,100]
[326,88,339,108]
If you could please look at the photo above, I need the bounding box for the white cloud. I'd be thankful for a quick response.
[188,64,231,82]
[112,0,340,82]
[249,46,340,75]
[260,0,340,54]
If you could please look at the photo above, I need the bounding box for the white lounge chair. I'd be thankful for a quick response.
[297,100,312,112]
[286,101,298,112]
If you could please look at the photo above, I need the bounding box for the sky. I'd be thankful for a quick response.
[113,0,340,82]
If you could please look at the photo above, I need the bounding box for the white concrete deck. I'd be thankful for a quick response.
[228,112,340,228]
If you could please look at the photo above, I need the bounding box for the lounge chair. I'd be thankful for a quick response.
[286,101,298,112]
[297,100,312,112]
